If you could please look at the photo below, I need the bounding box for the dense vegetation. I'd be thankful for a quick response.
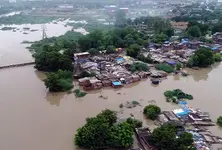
[74,109,142,149]
[0,14,56,25]
[164,89,193,104]
[44,70,73,92]
[143,105,161,120]
[34,45,73,72]
[149,124,195,150]
[155,64,174,73]
[188,47,214,67]
[217,116,222,127]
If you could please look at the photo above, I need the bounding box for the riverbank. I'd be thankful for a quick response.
[0,63,222,150]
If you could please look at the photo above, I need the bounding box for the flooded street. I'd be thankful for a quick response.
[0,23,222,150]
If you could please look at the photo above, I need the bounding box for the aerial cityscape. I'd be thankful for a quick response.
[0,0,222,150]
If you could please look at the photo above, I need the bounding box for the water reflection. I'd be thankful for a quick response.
[45,92,65,106]
[173,75,180,81]
[34,70,46,81]
[186,67,213,82]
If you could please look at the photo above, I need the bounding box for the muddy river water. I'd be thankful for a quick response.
[0,22,222,150]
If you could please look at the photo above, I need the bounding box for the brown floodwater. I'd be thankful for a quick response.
[0,22,222,150]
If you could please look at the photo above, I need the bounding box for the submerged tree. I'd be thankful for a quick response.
[217,116,222,127]
[143,105,161,120]
[44,70,73,92]
[188,47,214,67]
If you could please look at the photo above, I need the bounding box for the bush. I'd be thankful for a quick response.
[143,105,161,120]
[44,70,73,92]
[126,118,142,128]
[130,62,149,72]
[214,53,222,62]
[217,116,222,127]
[137,54,153,63]
[74,89,87,97]
[155,64,174,73]
[176,63,182,70]
[164,89,193,103]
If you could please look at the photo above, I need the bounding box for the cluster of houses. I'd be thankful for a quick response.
[74,52,151,91]
[145,33,222,66]
[156,101,222,150]
[133,101,222,150]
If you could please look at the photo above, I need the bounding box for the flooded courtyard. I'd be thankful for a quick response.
[0,22,222,150]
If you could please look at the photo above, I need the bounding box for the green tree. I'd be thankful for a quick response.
[187,26,201,37]
[44,70,73,92]
[110,122,134,148]
[143,105,161,120]
[88,29,104,48]
[212,22,222,34]
[126,118,142,128]
[150,124,177,150]
[150,124,195,150]
[214,53,222,62]
[152,33,168,44]
[106,45,116,54]
[217,116,222,127]
[34,49,73,72]
[126,44,141,58]
[88,48,99,55]
[188,47,214,67]
[164,28,174,38]
[74,109,134,149]
[75,116,111,149]
[78,36,92,51]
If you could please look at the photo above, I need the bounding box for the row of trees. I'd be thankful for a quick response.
[74,109,142,149]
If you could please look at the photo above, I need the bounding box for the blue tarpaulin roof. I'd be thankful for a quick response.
[116,57,124,62]
[112,81,121,86]
[211,46,219,51]
[179,101,188,105]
